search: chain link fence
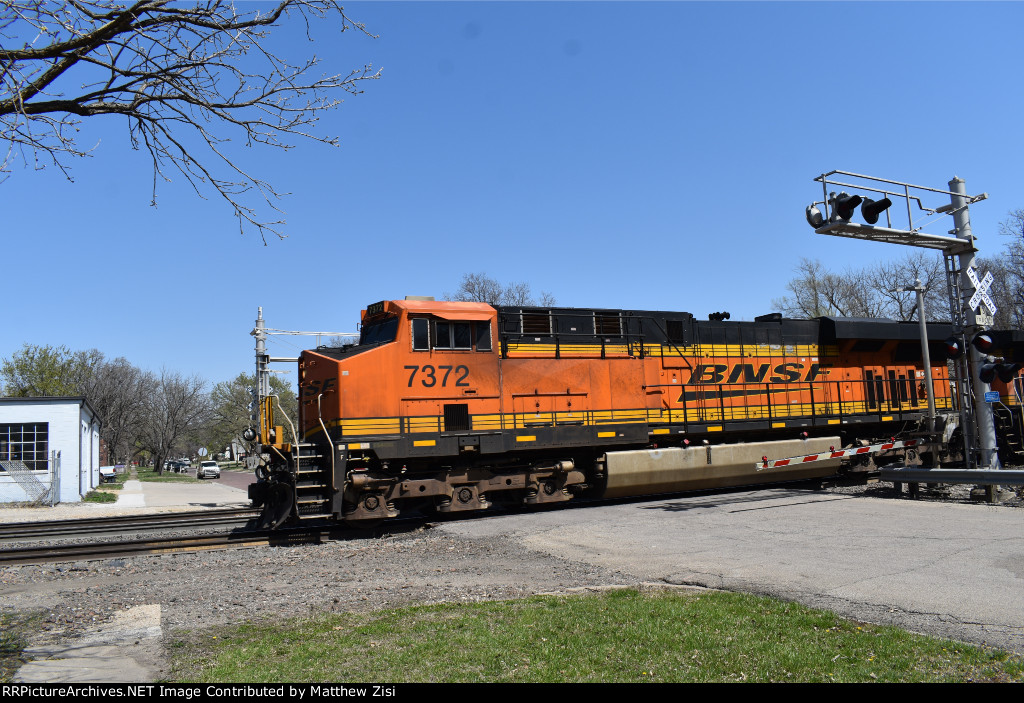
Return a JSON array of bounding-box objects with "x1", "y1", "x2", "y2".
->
[{"x1": 0, "y1": 450, "x2": 60, "y2": 506}]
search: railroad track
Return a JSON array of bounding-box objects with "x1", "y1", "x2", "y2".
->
[
  {"x1": 0, "y1": 508, "x2": 260, "y2": 542},
  {"x1": 0, "y1": 473, "x2": 880, "y2": 566},
  {"x1": 0, "y1": 524, "x2": 339, "y2": 566}
]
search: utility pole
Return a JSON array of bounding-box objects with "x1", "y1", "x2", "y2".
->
[{"x1": 896, "y1": 278, "x2": 936, "y2": 433}]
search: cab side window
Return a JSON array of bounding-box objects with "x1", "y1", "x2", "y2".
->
[
  {"x1": 411, "y1": 318, "x2": 430, "y2": 351},
  {"x1": 434, "y1": 322, "x2": 472, "y2": 350},
  {"x1": 411, "y1": 318, "x2": 493, "y2": 352},
  {"x1": 476, "y1": 322, "x2": 492, "y2": 352}
]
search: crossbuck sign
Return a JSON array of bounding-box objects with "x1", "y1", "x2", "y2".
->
[{"x1": 967, "y1": 267, "x2": 997, "y2": 316}]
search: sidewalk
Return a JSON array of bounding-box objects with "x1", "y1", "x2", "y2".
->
[
  {"x1": 114, "y1": 479, "x2": 249, "y2": 510},
  {"x1": 0, "y1": 478, "x2": 250, "y2": 523}
]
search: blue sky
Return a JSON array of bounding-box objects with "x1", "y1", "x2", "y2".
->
[{"x1": 3, "y1": 1, "x2": 1023, "y2": 389}]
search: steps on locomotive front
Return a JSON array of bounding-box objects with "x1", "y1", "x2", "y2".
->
[
  {"x1": 292, "y1": 443, "x2": 333, "y2": 519},
  {"x1": 994, "y1": 406, "x2": 1024, "y2": 464}
]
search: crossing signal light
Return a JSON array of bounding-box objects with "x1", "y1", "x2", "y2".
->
[
  {"x1": 971, "y1": 333, "x2": 994, "y2": 352},
  {"x1": 861, "y1": 197, "x2": 893, "y2": 225},
  {"x1": 944, "y1": 337, "x2": 962, "y2": 360},
  {"x1": 979, "y1": 360, "x2": 1021, "y2": 384},
  {"x1": 830, "y1": 192, "x2": 863, "y2": 222},
  {"x1": 810, "y1": 192, "x2": 893, "y2": 227},
  {"x1": 979, "y1": 363, "x2": 997, "y2": 384},
  {"x1": 1000, "y1": 362, "x2": 1022, "y2": 383}
]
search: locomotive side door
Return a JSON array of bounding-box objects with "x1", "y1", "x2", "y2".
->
[
  {"x1": 862, "y1": 366, "x2": 887, "y2": 414},
  {"x1": 893, "y1": 365, "x2": 919, "y2": 411}
]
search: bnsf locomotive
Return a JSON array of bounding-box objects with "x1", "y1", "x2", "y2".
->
[{"x1": 248, "y1": 299, "x2": 1024, "y2": 528}]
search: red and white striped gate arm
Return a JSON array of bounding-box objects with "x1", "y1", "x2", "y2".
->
[{"x1": 755, "y1": 438, "x2": 923, "y2": 472}]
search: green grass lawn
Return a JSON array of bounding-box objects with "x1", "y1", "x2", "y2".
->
[
  {"x1": 170, "y1": 589, "x2": 1024, "y2": 683},
  {"x1": 136, "y1": 467, "x2": 200, "y2": 483},
  {"x1": 82, "y1": 489, "x2": 118, "y2": 503}
]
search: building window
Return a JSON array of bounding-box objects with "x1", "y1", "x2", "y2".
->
[{"x1": 0, "y1": 423, "x2": 49, "y2": 472}]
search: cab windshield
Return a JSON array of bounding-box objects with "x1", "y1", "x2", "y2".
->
[{"x1": 359, "y1": 315, "x2": 399, "y2": 345}]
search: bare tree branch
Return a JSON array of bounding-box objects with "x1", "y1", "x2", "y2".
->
[
  {"x1": 445, "y1": 272, "x2": 556, "y2": 307},
  {"x1": 1, "y1": 0, "x2": 380, "y2": 242},
  {"x1": 138, "y1": 368, "x2": 209, "y2": 474},
  {"x1": 772, "y1": 253, "x2": 948, "y2": 322}
]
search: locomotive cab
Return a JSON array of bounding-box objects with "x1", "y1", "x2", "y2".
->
[{"x1": 257, "y1": 299, "x2": 507, "y2": 527}]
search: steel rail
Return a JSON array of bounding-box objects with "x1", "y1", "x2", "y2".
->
[
  {"x1": 0, "y1": 508, "x2": 260, "y2": 541},
  {"x1": 0, "y1": 526, "x2": 335, "y2": 566}
]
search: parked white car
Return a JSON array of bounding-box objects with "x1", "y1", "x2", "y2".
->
[{"x1": 197, "y1": 460, "x2": 221, "y2": 480}]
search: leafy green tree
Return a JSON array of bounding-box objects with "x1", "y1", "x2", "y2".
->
[
  {"x1": 204, "y1": 373, "x2": 298, "y2": 458},
  {"x1": 1, "y1": 344, "x2": 155, "y2": 463},
  {"x1": 0, "y1": 344, "x2": 101, "y2": 396}
]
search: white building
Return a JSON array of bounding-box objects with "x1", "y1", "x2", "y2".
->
[{"x1": 0, "y1": 397, "x2": 102, "y2": 504}]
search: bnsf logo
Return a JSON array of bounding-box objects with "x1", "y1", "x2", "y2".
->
[
  {"x1": 677, "y1": 363, "x2": 830, "y2": 403},
  {"x1": 302, "y1": 377, "x2": 337, "y2": 397},
  {"x1": 686, "y1": 362, "x2": 828, "y2": 385}
]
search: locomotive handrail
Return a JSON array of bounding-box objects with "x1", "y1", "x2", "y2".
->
[{"x1": 638, "y1": 378, "x2": 954, "y2": 428}]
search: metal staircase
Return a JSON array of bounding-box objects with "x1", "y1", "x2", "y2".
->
[
  {"x1": 993, "y1": 406, "x2": 1024, "y2": 465},
  {"x1": 292, "y1": 442, "x2": 333, "y2": 519}
]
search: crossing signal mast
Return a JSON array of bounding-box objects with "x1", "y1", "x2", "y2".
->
[{"x1": 805, "y1": 170, "x2": 1006, "y2": 471}]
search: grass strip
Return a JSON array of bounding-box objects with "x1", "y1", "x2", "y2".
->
[
  {"x1": 82, "y1": 490, "x2": 118, "y2": 503},
  {"x1": 136, "y1": 467, "x2": 200, "y2": 483},
  {"x1": 0, "y1": 612, "x2": 43, "y2": 683},
  {"x1": 170, "y1": 589, "x2": 1024, "y2": 683}
]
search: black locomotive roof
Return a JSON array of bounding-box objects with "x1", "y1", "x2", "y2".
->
[
  {"x1": 819, "y1": 316, "x2": 955, "y2": 341},
  {"x1": 496, "y1": 305, "x2": 969, "y2": 349}
]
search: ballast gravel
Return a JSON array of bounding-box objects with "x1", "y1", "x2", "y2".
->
[{"x1": 0, "y1": 524, "x2": 631, "y2": 680}]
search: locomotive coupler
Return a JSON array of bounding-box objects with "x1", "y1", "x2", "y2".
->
[{"x1": 253, "y1": 468, "x2": 298, "y2": 530}]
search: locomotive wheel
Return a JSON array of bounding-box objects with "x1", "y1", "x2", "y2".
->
[
  {"x1": 257, "y1": 481, "x2": 295, "y2": 530},
  {"x1": 342, "y1": 497, "x2": 386, "y2": 530}
]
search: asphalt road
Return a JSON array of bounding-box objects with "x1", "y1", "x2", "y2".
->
[
  {"x1": 208, "y1": 467, "x2": 254, "y2": 492},
  {"x1": 439, "y1": 487, "x2": 1024, "y2": 654}
]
